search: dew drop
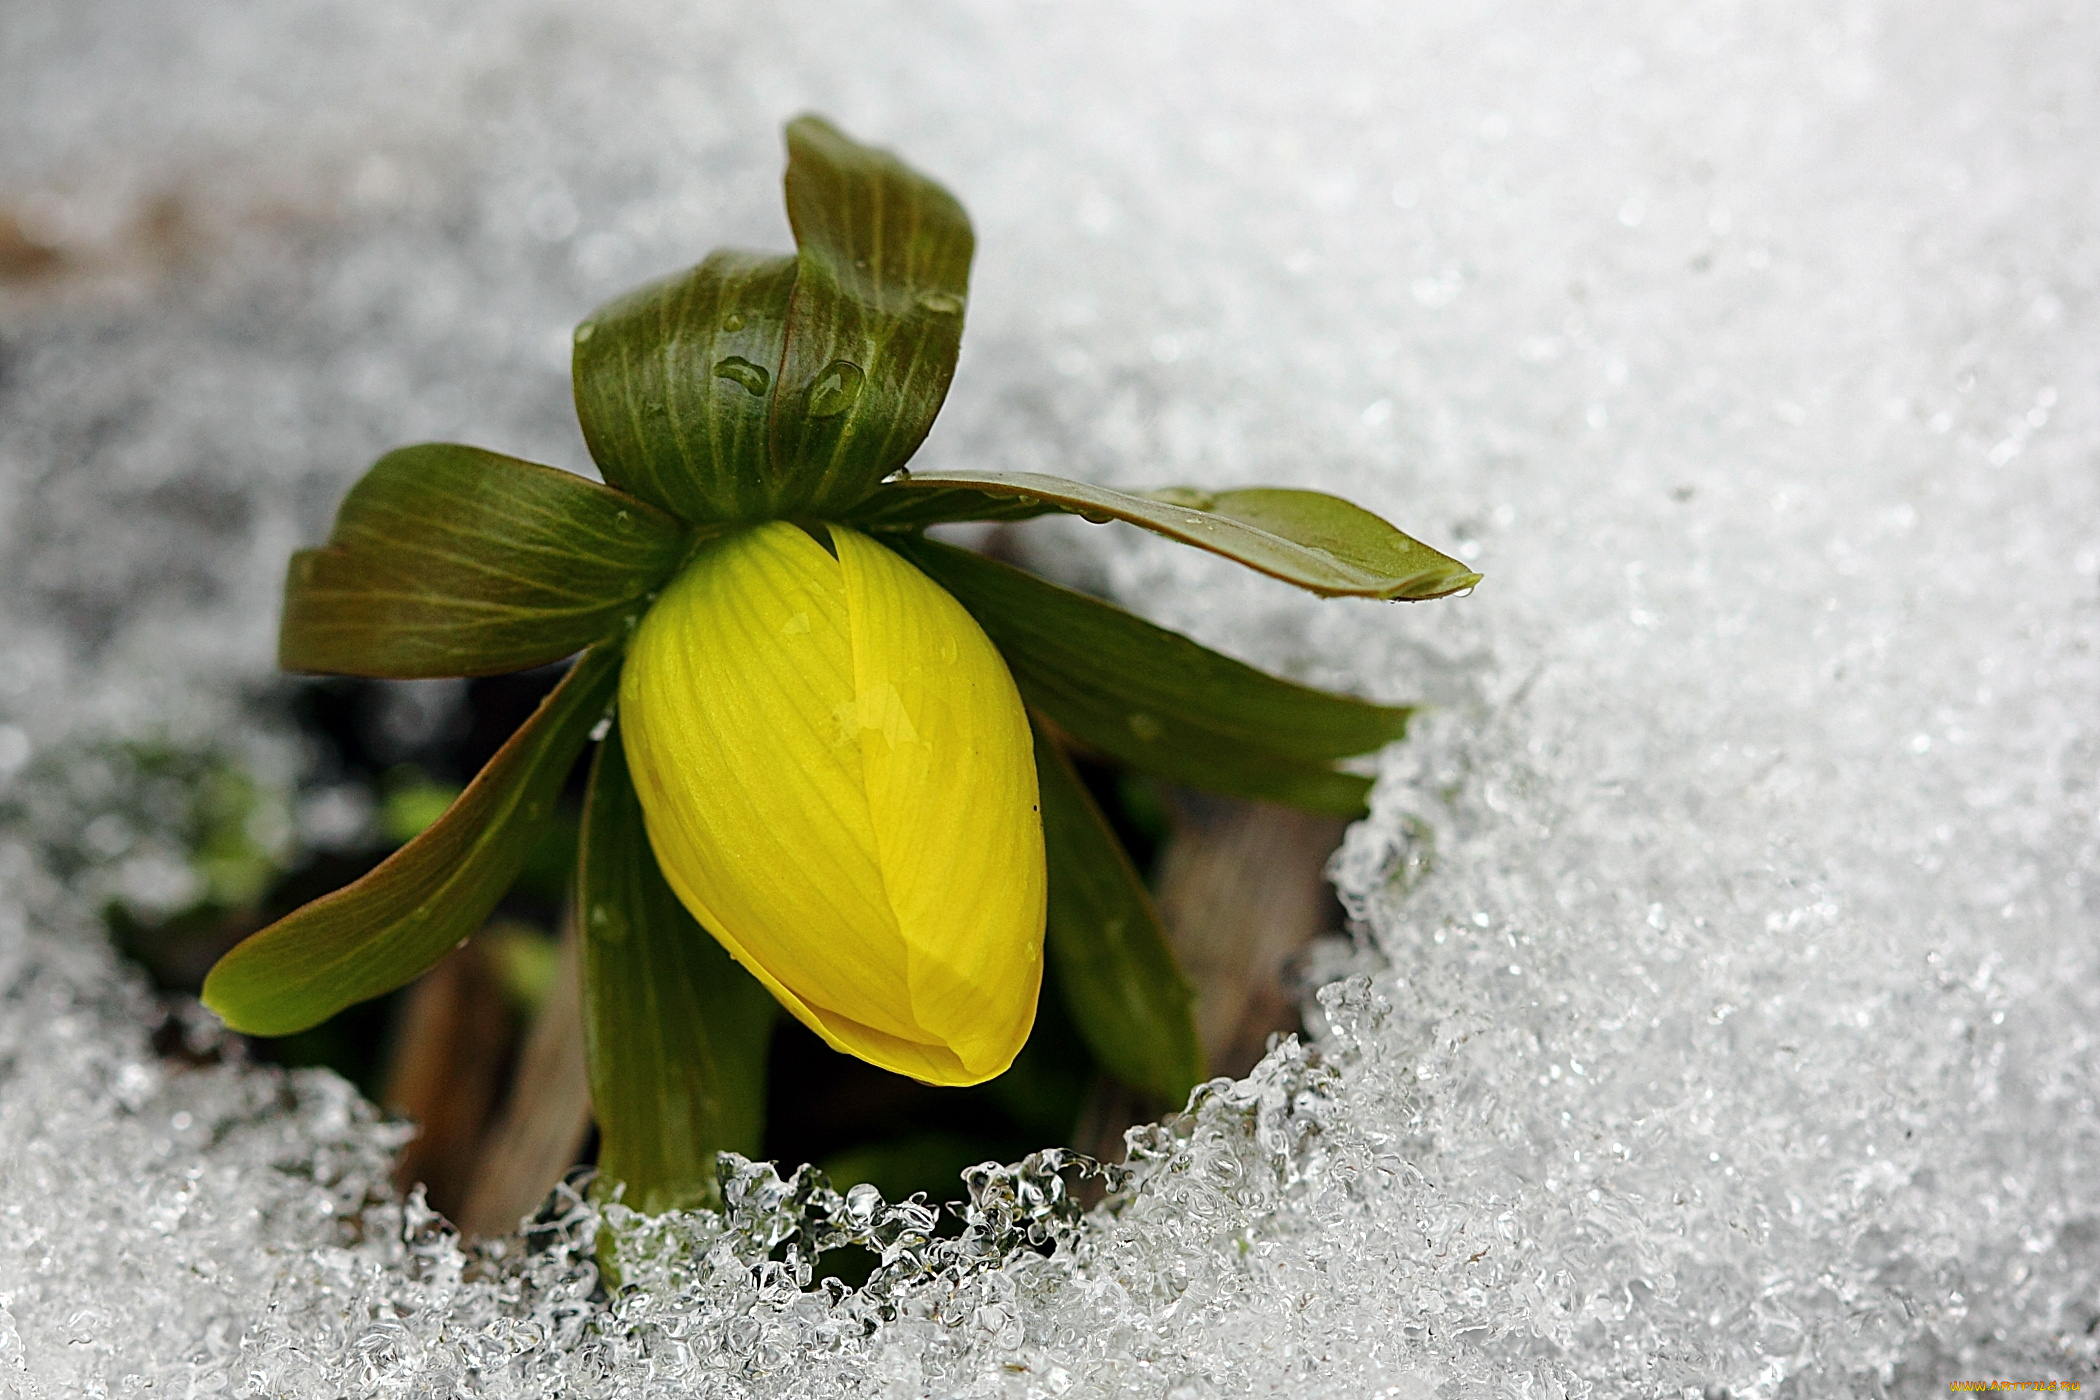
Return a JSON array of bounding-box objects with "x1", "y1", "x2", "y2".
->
[
  {"x1": 915, "y1": 289, "x2": 965, "y2": 315},
  {"x1": 881, "y1": 467, "x2": 912, "y2": 483},
  {"x1": 806, "y1": 360, "x2": 866, "y2": 418},
  {"x1": 722, "y1": 312, "x2": 745, "y2": 332},
  {"x1": 1077, "y1": 508, "x2": 1115, "y2": 525},
  {"x1": 573, "y1": 322, "x2": 596, "y2": 344},
  {"x1": 713, "y1": 356, "x2": 771, "y2": 396},
  {"x1": 612, "y1": 509, "x2": 635, "y2": 533}
]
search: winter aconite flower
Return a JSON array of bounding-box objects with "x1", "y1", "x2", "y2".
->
[
  {"x1": 204, "y1": 116, "x2": 1478, "y2": 1214},
  {"x1": 620, "y1": 522, "x2": 1044, "y2": 1085}
]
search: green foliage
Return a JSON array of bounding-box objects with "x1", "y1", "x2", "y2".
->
[
  {"x1": 896, "y1": 537, "x2": 1410, "y2": 815},
  {"x1": 572, "y1": 115, "x2": 972, "y2": 524},
  {"x1": 579, "y1": 726, "x2": 776, "y2": 1213},
  {"x1": 280, "y1": 444, "x2": 688, "y2": 678},
  {"x1": 1033, "y1": 723, "x2": 1201, "y2": 1103},
  {"x1": 379, "y1": 769, "x2": 461, "y2": 845},
  {"x1": 871, "y1": 473, "x2": 1480, "y2": 600},
  {"x1": 770, "y1": 116, "x2": 974, "y2": 514},
  {"x1": 571, "y1": 251, "x2": 802, "y2": 524},
  {"x1": 202, "y1": 644, "x2": 622, "y2": 1035}
]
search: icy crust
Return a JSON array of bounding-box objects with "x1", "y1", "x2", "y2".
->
[
  {"x1": 0, "y1": 907, "x2": 1541, "y2": 1398},
  {"x1": 0, "y1": 929, "x2": 406, "y2": 1395},
  {"x1": 8, "y1": 894, "x2": 2090, "y2": 1398},
  {"x1": 1332, "y1": 716, "x2": 2100, "y2": 1393}
]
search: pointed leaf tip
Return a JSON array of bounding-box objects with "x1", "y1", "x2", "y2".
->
[
  {"x1": 203, "y1": 644, "x2": 623, "y2": 1036},
  {"x1": 873, "y1": 471, "x2": 1479, "y2": 599}
]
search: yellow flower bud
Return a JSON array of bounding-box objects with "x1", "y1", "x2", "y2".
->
[{"x1": 618, "y1": 521, "x2": 1046, "y2": 1086}]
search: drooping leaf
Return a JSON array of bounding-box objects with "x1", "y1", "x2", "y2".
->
[
  {"x1": 280, "y1": 444, "x2": 689, "y2": 678},
  {"x1": 203, "y1": 644, "x2": 623, "y2": 1035},
  {"x1": 580, "y1": 722, "x2": 775, "y2": 1215},
  {"x1": 771, "y1": 114, "x2": 975, "y2": 517},
  {"x1": 878, "y1": 471, "x2": 1480, "y2": 600},
  {"x1": 893, "y1": 537, "x2": 1407, "y2": 815},
  {"x1": 1033, "y1": 721, "x2": 1201, "y2": 1104},
  {"x1": 572, "y1": 250, "x2": 801, "y2": 524}
]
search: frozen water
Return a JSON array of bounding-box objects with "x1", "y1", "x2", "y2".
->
[{"x1": 2, "y1": 0, "x2": 2097, "y2": 1394}]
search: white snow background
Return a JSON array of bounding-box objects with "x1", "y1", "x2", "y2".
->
[{"x1": 1, "y1": 2, "x2": 2096, "y2": 1395}]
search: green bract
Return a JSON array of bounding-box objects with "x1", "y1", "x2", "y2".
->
[{"x1": 203, "y1": 115, "x2": 1479, "y2": 1216}]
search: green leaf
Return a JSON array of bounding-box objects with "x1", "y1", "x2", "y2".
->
[
  {"x1": 840, "y1": 483, "x2": 1057, "y2": 532},
  {"x1": 280, "y1": 444, "x2": 689, "y2": 678},
  {"x1": 202, "y1": 644, "x2": 623, "y2": 1035},
  {"x1": 571, "y1": 117, "x2": 972, "y2": 525},
  {"x1": 893, "y1": 537, "x2": 1406, "y2": 815},
  {"x1": 1034, "y1": 722, "x2": 1202, "y2": 1104},
  {"x1": 878, "y1": 471, "x2": 1480, "y2": 600},
  {"x1": 572, "y1": 250, "x2": 802, "y2": 524},
  {"x1": 769, "y1": 115, "x2": 975, "y2": 517},
  {"x1": 580, "y1": 723, "x2": 776, "y2": 1215}
]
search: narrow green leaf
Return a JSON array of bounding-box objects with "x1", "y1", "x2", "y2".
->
[
  {"x1": 880, "y1": 471, "x2": 1480, "y2": 600},
  {"x1": 893, "y1": 537, "x2": 1405, "y2": 814},
  {"x1": 770, "y1": 115, "x2": 975, "y2": 516},
  {"x1": 1034, "y1": 721, "x2": 1202, "y2": 1104},
  {"x1": 580, "y1": 722, "x2": 776, "y2": 1215},
  {"x1": 280, "y1": 443, "x2": 688, "y2": 679},
  {"x1": 202, "y1": 645, "x2": 623, "y2": 1035},
  {"x1": 840, "y1": 484, "x2": 1058, "y2": 532},
  {"x1": 572, "y1": 250, "x2": 801, "y2": 524}
]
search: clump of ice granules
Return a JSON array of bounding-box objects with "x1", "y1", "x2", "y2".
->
[{"x1": 2, "y1": 0, "x2": 2095, "y2": 1395}]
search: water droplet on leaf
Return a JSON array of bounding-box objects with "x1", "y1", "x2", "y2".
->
[
  {"x1": 1077, "y1": 508, "x2": 1115, "y2": 525},
  {"x1": 806, "y1": 360, "x2": 865, "y2": 418},
  {"x1": 713, "y1": 356, "x2": 771, "y2": 396},
  {"x1": 613, "y1": 509, "x2": 634, "y2": 533},
  {"x1": 573, "y1": 322, "x2": 596, "y2": 344},
  {"x1": 915, "y1": 289, "x2": 965, "y2": 315},
  {"x1": 722, "y1": 312, "x2": 745, "y2": 332}
]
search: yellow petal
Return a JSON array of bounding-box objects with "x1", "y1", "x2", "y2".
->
[{"x1": 619, "y1": 521, "x2": 1045, "y2": 1086}]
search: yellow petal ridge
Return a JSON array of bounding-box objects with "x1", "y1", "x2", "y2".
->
[{"x1": 619, "y1": 521, "x2": 1046, "y2": 1086}]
